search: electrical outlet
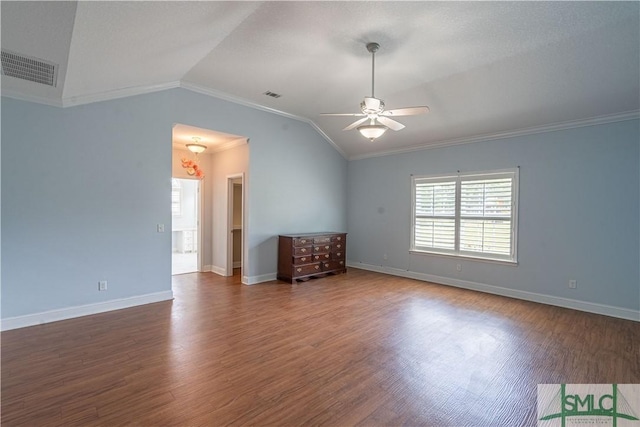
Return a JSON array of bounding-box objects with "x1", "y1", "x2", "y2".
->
[
  {"x1": 569, "y1": 279, "x2": 577, "y2": 289},
  {"x1": 383, "y1": 254, "x2": 388, "y2": 260},
  {"x1": 157, "y1": 224, "x2": 165, "y2": 233},
  {"x1": 98, "y1": 281, "x2": 108, "y2": 291},
  {"x1": 456, "y1": 264, "x2": 461, "y2": 271}
]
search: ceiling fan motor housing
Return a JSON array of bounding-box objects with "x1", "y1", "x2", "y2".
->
[{"x1": 361, "y1": 97, "x2": 384, "y2": 115}]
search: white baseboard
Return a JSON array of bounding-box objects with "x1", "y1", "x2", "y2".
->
[
  {"x1": 210, "y1": 265, "x2": 226, "y2": 276},
  {"x1": 202, "y1": 264, "x2": 213, "y2": 272},
  {"x1": 347, "y1": 261, "x2": 640, "y2": 322},
  {"x1": 243, "y1": 272, "x2": 277, "y2": 285},
  {"x1": 1, "y1": 290, "x2": 174, "y2": 331}
]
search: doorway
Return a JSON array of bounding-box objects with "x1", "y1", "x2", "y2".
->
[
  {"x1": 171, "y1": 178, "x2": 202, "y2": 275},
  {"x1": 227, "y1": 174, "x2": 244, "y2": 277}
]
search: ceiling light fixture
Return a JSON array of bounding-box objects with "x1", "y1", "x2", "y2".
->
[
  {"x1": 182, "y1": 137, "x2": 206, "y2": 179},
  {"x1": 357, "y1": 123, "x2": 388, "y2": 141},
  {"x1": 186, "y1": 137, "x2": 207, "y2": 154}
]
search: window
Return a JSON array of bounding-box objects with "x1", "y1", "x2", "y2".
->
[
  {"x1": 411, "y1": 168, "x2": 518, "y2": 263},
  {"x1": 171, "y1": 179, "x2": 182, "y2": 216}
]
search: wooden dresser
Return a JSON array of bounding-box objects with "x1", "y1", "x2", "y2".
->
[{"x1": 277, "y1": 232, "x2": 347, "y2": 284}]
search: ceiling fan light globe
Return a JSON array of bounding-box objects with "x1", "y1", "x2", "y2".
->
[{"x1": 357, "y1": 124, "x2": 387, "y2": 141}]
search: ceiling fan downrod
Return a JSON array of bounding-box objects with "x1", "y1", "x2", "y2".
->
[{"x1": 367, "y1": 42, "x2": 380, "y2": 99}]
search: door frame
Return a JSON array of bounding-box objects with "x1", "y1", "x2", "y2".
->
[
  {"x1": 196, "y1": 178, "x2": 203, "y2": 272},
  {"x1": 226, "y1": 173, "x2": 244, "y2": 277}
]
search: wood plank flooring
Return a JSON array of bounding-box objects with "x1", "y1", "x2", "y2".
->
[{"x1": 2, "y1": 268, "x2": 638, "y2": 426}]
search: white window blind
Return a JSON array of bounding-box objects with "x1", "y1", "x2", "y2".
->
[
  {"x1": 414, "y1": 179, "x2": 456, "y2": 251},
  {"x1": 411, "y1": 169, "x2": 518, "y2": 262}
]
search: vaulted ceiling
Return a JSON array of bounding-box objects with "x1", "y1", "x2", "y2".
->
[{"x1": 2, "y1": 1, "x2": 639, "y2": 159}]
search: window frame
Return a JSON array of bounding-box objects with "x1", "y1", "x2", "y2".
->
[{"x1": 410, "y1": 168, "x2": 519, "y2": 264}]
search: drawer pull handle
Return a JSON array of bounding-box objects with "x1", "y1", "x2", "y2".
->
[
  {"x1": 337, "y1": 237, "x2": 341, "y2": 240},
  {"x1": 325, "y1": 245, "x2": 330, "y2": 250},
  {"x1": 297, "y1": 268, "x2": 302, "y2": 273},
  {"x1": 337, "y1": 244, "x2": 342, "y2": 249},
  {"x1": 315, "y1": 265, "x2": 320, "y2": 270},
  {"x1": 301, "y1": 248, "x2": 306, "y2": 253},
  {"x1": 339, "y1": 261, "x2": 344, "y2": 265},
  {"x1": 301, "y1": 257, "x2": 306, "y2": 262},
  {"x1": 337, "y1": 253, "x2": 342, "y2": 257}
]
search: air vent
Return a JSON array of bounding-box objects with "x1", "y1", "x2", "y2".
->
[
  {"x1": 263, "y1": 91, "x2": 282, "y2": 99},
  {"x1": 1, "y1": 49, "x2": 58, "y2": 87}
]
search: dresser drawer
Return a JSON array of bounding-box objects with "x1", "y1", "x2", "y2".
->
[
  {"x1": 293, "y1": 255, "x2": 312, "y2": 265},
  {"x1": 331, "y1": 235, "x2": 345, "y2": 243},
  {"x1": 313, "y1": 253, "x2": 331, "y2": 262},
  {"x1": 294, "y1": 237, "x2": 313, "y2": 246},
  {"x1": 333, "y1": 241, "x2": 345, "y2": 251},
  {"x1": 322, "y1": 260, "x2": 345, "y2": 271},
  {"x1": 293, "y1": 246, "x2": 312, "y2": 256},
  {"x1": 293, "y1": 263, "x2": 321, "y2": 277},
  {"x1": 313, "y1": 236, "x2": 332, "y2": 244},
  {"x1": 333, "y1": 250, "x2": 345, "y2": 260},
  {"x1": 313, "y1": 244, "x2": 332, "y2": 254}
]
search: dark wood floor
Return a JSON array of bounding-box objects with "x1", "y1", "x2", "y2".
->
[{"x1": 2, "y1": 268, "x2": 638, "y2": 426}]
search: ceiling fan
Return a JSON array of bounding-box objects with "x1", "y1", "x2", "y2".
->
[{"x1": 321, "y1": 42, "x2": 430, "y2": 141}]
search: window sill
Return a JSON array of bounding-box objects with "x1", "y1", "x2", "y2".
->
[{"x1": 409, "y1": 249, "x2": 518, "y2": 266}]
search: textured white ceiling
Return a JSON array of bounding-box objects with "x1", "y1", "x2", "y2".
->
[{"x1": 2, "y1": 1, "x2": 638, "y2": 159}]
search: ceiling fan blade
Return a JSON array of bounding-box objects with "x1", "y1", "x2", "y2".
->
[
  {"x1": 381, "y1": 106, "x2": 430, "y2": 116},
  {"x1": 377, "y1": 116, "x2": 405, "y2": 131},
  {"x1": 343, "y1": 117, "x2": 369, "y2": 131},
  {"x1": 321, "y1": 112, "x2": 366, "y2": 117}
]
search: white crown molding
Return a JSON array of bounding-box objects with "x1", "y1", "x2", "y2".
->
[
  {"x1": 4, "y1": 78, "x2": 635, "y2": 163},
  {"x1": 347, "y1": 261, "x2": 640, "y2": 322},
  {"x1": 307, "y1": 120, "x2": 348, "y2": 159},
  {"x1": 348, "y1": 110, "x2": 640, "y2": 161},
  {"x1": 180, "y1": 81, "x2": 347, "y2": 159},
  {"x1": 61, "y1": 81, "x2": 181, "y2": 107},
  {"x1": 0, "y1": 88, "x2": 64, "y2": 108},
  {"x1": 0, "y1": 290, "x2": 174, "y2": 331},
  {"x1": 181, "y1": 81, "x2": 304, "y2": 122}
]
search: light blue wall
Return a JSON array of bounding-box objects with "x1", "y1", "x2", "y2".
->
[
  {"x1": 1, "y1": 88, "x2": 347, "y2": 319},
  {"x1": 167, "y1": 89, "x2": 348, "y2": 278},
  {"x1": 1, "y1": 93, "x2": 174, "y2": 317},
  {"x1": 3, "y1": 87, "x2": 634, "y2": 320},
  {"x1": 347, "y1": 120, "x2": 640, "y2": 311},
  {"x1": 248, "y1": 118, "x2": 348, "y2": 277}
]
